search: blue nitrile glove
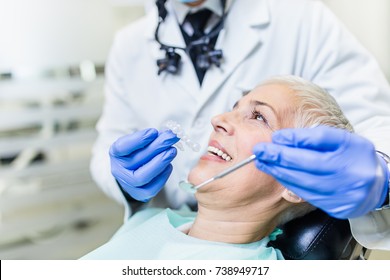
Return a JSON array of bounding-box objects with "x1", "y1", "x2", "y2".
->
[
  {"x1": 109, "y1": 128, "x2": 180, "y2": 202},
  {"x1": 253, "y1": 126, "x2": 389, "y2": 219}
]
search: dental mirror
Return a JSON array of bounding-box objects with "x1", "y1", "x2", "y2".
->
[
  {"x1": 179, "y1": 180, "x2": 197, "y2": 194},
  {"x1": 179, "y1": 154, "x2": 257, "y2": 193}
]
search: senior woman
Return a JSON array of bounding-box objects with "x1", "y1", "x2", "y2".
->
[{"x1": 81, "y1": 76, "x2": 352, "y2": 260}]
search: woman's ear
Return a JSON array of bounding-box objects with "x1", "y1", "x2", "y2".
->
[{"x1": 282, "y1": 189, "x2": 303, "y2": 203}]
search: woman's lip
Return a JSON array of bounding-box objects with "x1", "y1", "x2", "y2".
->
[
  {"x1": 202, "y1": 139, "x2": 233, "y2": 163},
  {"x1": 200, "y1": 154, "x2": 227, "y2": 162},
  {"x1": 208, "y1": 139, "x2": 230, "y2": 156}
]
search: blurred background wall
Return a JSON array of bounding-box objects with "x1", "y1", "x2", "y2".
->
[
  {"x1": 322, "y1": 0, "x2": 390, "y2": 80},
  {"x1": 0, "y1": 0, "x2": 389, "y2": 259},
  {"x1": 0, "y1": 0, "x2": 145, "y2": 78},
  {"x1": 0, "y1": 0, "x2": 146, "y2": 260}
]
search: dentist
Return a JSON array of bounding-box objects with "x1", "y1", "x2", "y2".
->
[{"x1": 91, "y1": 0, "x2": 390, "y2": 250}]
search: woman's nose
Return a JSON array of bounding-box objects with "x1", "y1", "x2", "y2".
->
[{"x1": 211, "y1": 111, "x2": 236, "y2": 135}]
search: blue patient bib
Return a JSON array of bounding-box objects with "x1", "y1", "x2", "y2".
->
[{"x1": 81, "y1": 208, "x2": 284, "y2": 260}]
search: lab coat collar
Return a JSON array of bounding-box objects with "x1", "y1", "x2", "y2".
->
[
  {"x1": 145, "y1": 1, "x2": 185, "y2": 48},
  {"x1": 144, "y1": 0, "x2": 237, "y2": 42},
  {"x1": 145, "y1": 0, "x2": 271, "y2": 97},
  {"x1": 173, "y1": 0, "x2": 224, "y2": 25},
  {"x1": 199, "y1": 0, "x2": 271, "y2": 100},
  {"x1": 145, "y1": 1, "x2": 202, "y2": 95}
]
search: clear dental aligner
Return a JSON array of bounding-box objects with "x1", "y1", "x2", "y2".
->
[{"x1": 165, "y1": 120, "x2": 201, "y2": 152}]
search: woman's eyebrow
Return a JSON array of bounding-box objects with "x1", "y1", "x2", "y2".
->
[
  {"x1": 250, "y1": 100, "x2": 277, "y2": 116},
  {"x1": 233, "y1": 99, "x2": 277, "y2": 117}
]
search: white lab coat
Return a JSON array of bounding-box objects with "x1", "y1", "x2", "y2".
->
[{"x1": 90, "y1": 0, "x2": 390, "y2": 250}]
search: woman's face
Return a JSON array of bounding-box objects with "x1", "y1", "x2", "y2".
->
[{"x1": 188, "y1": 83, "x2": 297, "y2": 205}]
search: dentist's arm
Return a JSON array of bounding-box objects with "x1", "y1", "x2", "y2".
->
[
  {"x1": 253, "y1": 126, "x2": 389, "y2": 219},
  {"x1": 110, "y1": 128, "x2": 179, "y2": 202}
]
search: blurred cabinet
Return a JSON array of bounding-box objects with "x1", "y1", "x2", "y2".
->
[{"x1": 0, "y1": 74, "x2": 123, "y2": 259}]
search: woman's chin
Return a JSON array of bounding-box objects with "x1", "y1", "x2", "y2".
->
[
  {"x1": 188, "y1": 167, "x2": 210, "y2": 185},
  {"x1": 187, "y1": 174, "x2": 204, "y2": 186}
]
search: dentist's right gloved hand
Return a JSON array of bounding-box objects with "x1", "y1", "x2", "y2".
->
[
  {"x1": 253, "y1": 126, "x2": 389, "y2": 219},
  {"x1": 109, "y1": 128, "x2": 179, "y2": 202}
]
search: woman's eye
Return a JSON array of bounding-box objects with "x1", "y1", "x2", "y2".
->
[
  {"x1": 251, "y1": 110, "x2": 267, "y2": 123},
  {"x1": 250, "y1": 108, "x2": 275, "y2": 131},
  {"x1": 255, "y1": 114, "x2": 265, "y2": 122}
]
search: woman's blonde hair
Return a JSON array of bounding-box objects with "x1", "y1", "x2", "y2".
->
[{"x1": 261, "y1": 75, "x2": 354, "y2": 132}]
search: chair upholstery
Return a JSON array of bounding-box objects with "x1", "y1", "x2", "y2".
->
[{"x1": 268, "y1": 209, "x2": 355, "y2": 260}]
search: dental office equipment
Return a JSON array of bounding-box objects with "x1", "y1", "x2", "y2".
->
[{"x1": 179, "y1": 154, "x2": 257, "y2": 193}]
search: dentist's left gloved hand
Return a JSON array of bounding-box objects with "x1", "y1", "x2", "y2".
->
[
  {"x1": 253, "y1": 126, "x2": 389, "y2": 219},
  {"x1": 110, "y1": 128, "x2": 180, "y2": 203}
]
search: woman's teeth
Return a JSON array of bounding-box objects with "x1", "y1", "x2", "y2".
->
[{"x1": 207, "y1": 146, "x2": 233, "y2": 161}]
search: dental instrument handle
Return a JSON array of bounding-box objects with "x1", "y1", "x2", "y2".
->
[
  {"x1": 194, "y1": 154, "x2": 257, "y2": 190},
  {"x1": 215, "y1": 154, "x2": 257, "y2": 178}
]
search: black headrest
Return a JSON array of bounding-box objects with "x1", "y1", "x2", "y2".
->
[{"x1": 268, "y1": 209, "x2": 354, "y2": 260}]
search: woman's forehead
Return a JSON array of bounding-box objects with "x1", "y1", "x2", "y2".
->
[{"x1": 242, "y1": 84, "x2": 296, "y2": 107}]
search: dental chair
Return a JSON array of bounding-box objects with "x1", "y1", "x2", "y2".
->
[{"x1": 268, "y1": 209, "x2": 371, "y2": 260}]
